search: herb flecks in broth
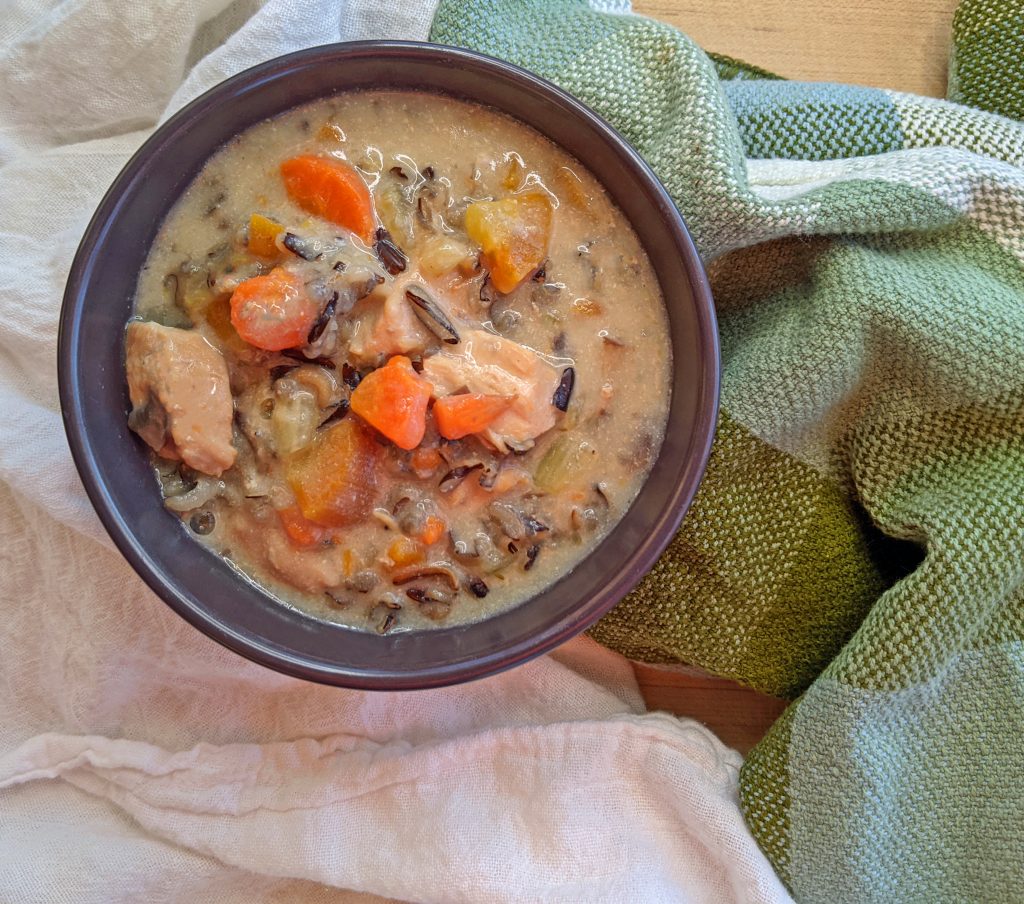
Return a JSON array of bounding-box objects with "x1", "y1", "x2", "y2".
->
[{"x1": 126, "y1": 90, "x2": 671, "y2": 632}]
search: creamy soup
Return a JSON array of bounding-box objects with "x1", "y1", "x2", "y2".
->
[{"x1": 126, "y1": 90, "x2": 671, "y2": 633}]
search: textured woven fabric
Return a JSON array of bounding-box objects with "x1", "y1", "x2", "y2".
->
[
  {"x1": 430, "y1": 1, "x2": 1024, "y2": 900},
  {"x1": 949, "y1": 0, "x2": 1024, "y2": 121}
]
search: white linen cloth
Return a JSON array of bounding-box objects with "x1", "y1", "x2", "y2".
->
[{"x1": 0, "y1": 1, "x2": 794, "y2": 901}]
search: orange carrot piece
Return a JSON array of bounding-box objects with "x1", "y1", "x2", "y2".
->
[
  {"x1": 277, "y1": 504, "x2": 329, "y2": 547},
  {"x1": 287, "y1": 419, "x2": 379, "y2": 528},
  {"x1": 229, "y1": 267, "x2": 320, "y2": 351},
  {"x1": 349, "y1": 355, "x2": 433, "y2": 450},
  {"x1": 433, "y1": 393, "x2": 514, "y2": 440},
  {"x1": 280, "y1": 155, "x2": 375, "y2": 242},
  {"x1": 409, "y1": 446, "x2": 443, "y2": 475},
  {"x1": 388, "y1": 536, "x2": 424, "y2": 567},
  {"x1": 418, "y1": 515, "x2": 447, "y2": 546}
]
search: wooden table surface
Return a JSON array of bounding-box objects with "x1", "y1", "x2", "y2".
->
[
  {"x1": 627, "y1": 0, "x2": 959, "y2": 753},
  {"x1": 636, "y1": 0, "x2": 960, "y2": 96}
]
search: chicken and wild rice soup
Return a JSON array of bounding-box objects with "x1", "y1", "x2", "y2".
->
[{"x1": 125, "y1": 90, "x2": 671, "y2": 633}]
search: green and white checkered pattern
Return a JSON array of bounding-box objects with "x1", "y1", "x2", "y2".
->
[{"x1": 431, "y1": 0, "x2": 1024, "y2": 900}]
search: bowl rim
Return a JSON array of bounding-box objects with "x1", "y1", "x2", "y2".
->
[{"x1": 58, "y1": 40, "x2": 719, "y2": 689}]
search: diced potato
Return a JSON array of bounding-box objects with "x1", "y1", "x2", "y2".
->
[
  {"x1": 418, "y1": 236, "x2": 475, "y2": 277},
  {"x1": 464, "y1": 194, "x2": 552, "y2": 294},
  {"x1": 376, "y1": 182, "x2": 414, "y2": 246},
  {"x1": 287, "y1": 419, "x2": 379, "y2": 527},
  {"x1": 272, "y1": 389, "x2": 320, "y2": 455}
]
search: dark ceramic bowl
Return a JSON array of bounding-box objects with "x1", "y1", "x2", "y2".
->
[{"x1": 59, "y1": 42, "x2": 718, "y2": 689}]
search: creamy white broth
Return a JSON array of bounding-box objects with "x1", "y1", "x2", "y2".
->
[{"x1": 131, "y1": 90, "x2": 671, "y2": 632}]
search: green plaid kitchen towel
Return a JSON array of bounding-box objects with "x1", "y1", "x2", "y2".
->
[{"x1": 432, "y1": 0, "x2": 1024, "y2": 900}]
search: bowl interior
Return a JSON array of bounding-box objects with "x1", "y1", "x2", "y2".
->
[{"x1": 59, "y1": 43, "x2": 718, "y2": 689}]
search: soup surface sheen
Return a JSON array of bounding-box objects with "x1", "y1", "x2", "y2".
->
[{"x1": 129, "y1": 90, "x2": 671, "y2": 633}]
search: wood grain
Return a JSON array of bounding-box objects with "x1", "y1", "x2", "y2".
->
[
  {"x1": 629, "y1": 0, "x2": 955, "y2": 747},
  {"x1": 633, "y1": 663, "x2": 789, "y2": 754},
  {"x1": 634, "y1": 0, "x2": 960, "y2": 97}
]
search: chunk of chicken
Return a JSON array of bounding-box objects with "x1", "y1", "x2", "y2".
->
[
  {"x1": 422, "y1": 329, "x2": 560, "y2": 452},
  {"x1": 125, "y1": 321, "x2": 236, "y2": 476},
  {"x1": 347, "y1": 276, "x2": 431, "y2": 365}
]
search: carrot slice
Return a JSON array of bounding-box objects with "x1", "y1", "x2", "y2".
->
[
  {"x1": 277, "y1": 504, "x2": 329, "y2": 547},
  {"x1": 286, "y1": 419, "x2": 379, "y2": 528},
  {"x1": 433, "y1": 393, "x2": 514, "y2": 440},
  {"x1": 418, "y1": 515, "x2": 447, "y2": 546},
  {"x1": 350, "y1": 355, "x2": 433, "y2": 450},
  {"x1": 280, "y1": 155, "x2": 375, "y2": 242},
  {"x1": 229, "y1": 267, "x2": 320, "y2": 351}
]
